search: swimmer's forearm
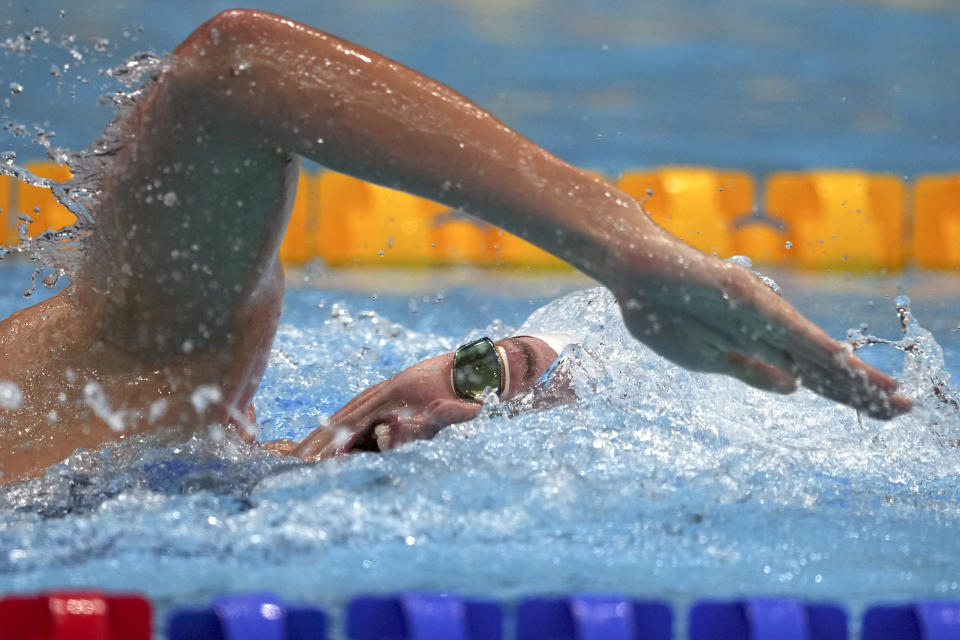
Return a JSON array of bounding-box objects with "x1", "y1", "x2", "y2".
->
[{"x1": 172, "y1": 10, "x2": 667, "y2": 280}]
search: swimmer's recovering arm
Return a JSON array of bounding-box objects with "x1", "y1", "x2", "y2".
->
[
  {"x1": 174, "y1": 10, "x2": 909, "y2": 419},
  {"x1": 291, "y1": 336, "x2": 562, "y2": 459}
]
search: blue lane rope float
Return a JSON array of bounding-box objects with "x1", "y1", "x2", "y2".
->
[
  {"x1": 745, "y1": 599, "x2": 809, "y2": 640},
  {"x1": 167, "y1": 592, "x2": 327, "y2": 640},
  {"x1": 345, "y1": 593, "x2": 502, "y2": 640},
  {"x1": 516, "y1": 595, "x2": 672, "y2": 640},
  {"x1": 863, "y1": 601, "x2": 960, "y2": 639},
  {"x1": 688, "y1": 598, "x2": 847, "y2": 640}
]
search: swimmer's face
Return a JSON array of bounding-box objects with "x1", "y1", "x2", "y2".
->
[{"x1": 496, "y1": 337, "x2": 558, "y2": 400}]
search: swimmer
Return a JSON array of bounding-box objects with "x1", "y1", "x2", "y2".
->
[{"x1": 0, "y1": 9, "x2": 909, "y2": 483}]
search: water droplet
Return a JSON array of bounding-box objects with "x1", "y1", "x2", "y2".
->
[
  {"x1": 784, "y1": 241, "x2": 793, "y2": 249},
  {"x1": 91, "y1": 36, "x2": 109, "y2": 53},
  {"x1": 0, "y1": 381, "x2": 23, "y2": 410},
  {"x1": 190, "y1": 385, "x2": 222, "y2": 413},
  {"x1": 9, "y1": 83, "x2": 23, "y2": 95}
]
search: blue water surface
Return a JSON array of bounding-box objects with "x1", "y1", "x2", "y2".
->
[{"x1": 2, "y1": 0, "x2": 960, "y2": 174}]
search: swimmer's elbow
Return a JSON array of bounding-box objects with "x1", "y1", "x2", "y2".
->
[{"x1": 175, "y1": 9, "x2": 291, "y2": 58}]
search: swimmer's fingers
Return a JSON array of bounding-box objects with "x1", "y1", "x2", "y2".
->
[
  {"x1": 623, "y1": 257, "x2": 910, "y2": 418},
  {"x1": 729, "y1": 331, "x2": 909, "y2": 419},
  {"x1": 652, "y1": 319, "x2": 796, "y2": 394},
  {"x1": 635, "y1": 297, "x2": 910, "y2": 419},
  {"x1": 721, "y1": 351, "x2": 797, "y2": 394},
  {"x1": 713, "y1": 275, "x2": 912, "y2": 419},
  {"x1": 743, "y1": 301, "x2": 911, "y2": 418},
  {"x1": 784, "y1": 343, "x2": 912, "y2": 419}
]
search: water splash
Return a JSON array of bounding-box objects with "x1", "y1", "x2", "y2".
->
[
  {"x1": 848, "y1": 295, "x2": 959, "y2": 444},
  {"x1": 0, "y1": 38, "x2": 165, "y2": 287}
]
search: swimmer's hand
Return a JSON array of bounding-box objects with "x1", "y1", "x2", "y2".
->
[
  {"x1": 292, "y1": 354, "x2": 482, "y2": 460},
  {"x1": 612, "y1": 240, "x2": 911, "y2": 419}
]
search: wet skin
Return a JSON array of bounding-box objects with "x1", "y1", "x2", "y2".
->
[{"x1": 0, "y1": 10, "x2": 909, "y2": 483}]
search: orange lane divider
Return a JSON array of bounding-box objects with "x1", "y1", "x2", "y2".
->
[
  {"x1": 618, "y1": 167, "x2": 755, "y2": 258},
  {"x1": 763, "y1": 171, "x2": 906, "y2": 271},
  {"x1": 912, "y1": 173, "x2": 960, "y2": 270},
  {"x1": 4, "y1": 162, "x2": 958, "y2": 270},
  {"x1": 312, "y1": 170, "x2": 448, "y2": 266},
  {"x1": 290, "y1": 169, "x2": 568, "y2": 268},
  {"x1": 2, "y1": 162, "x2": 76, "y2": 246},
  {"x1": 0, "y1": 174, "x2": 10, "y2": 246},
  {"x1": 23, "y1": 162, "x2": 77, "y2": 235},
  {"x1": 278, "y1": 169, "x2": 321, "y2": 264}
]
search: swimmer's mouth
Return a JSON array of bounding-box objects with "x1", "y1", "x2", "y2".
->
[
  {"x1": 347, "y1": 421, "x2": 394, "y2": 454},
  {"x1": 351, "y1": 425, "x2": 381, "y2": 452}
]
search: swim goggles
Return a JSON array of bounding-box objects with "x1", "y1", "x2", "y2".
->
[{"x1": 452, "y1": 337, "x2": 505, "y2": 401}]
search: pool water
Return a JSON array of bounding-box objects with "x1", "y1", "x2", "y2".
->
[
  {"x1": 0, "y1": 263, "x2": 958, "y2": 638},
  {"x1": 2, "y1": 1, "x2": 960, "y2": 636}
]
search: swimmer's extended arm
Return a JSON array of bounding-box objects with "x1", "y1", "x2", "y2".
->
[
  {"x1": 173, "y1": 10, "x2": 908, "y2": 419},
  {"x1": 292, "y1": 336, "x2": 560, "y2": 459}
]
